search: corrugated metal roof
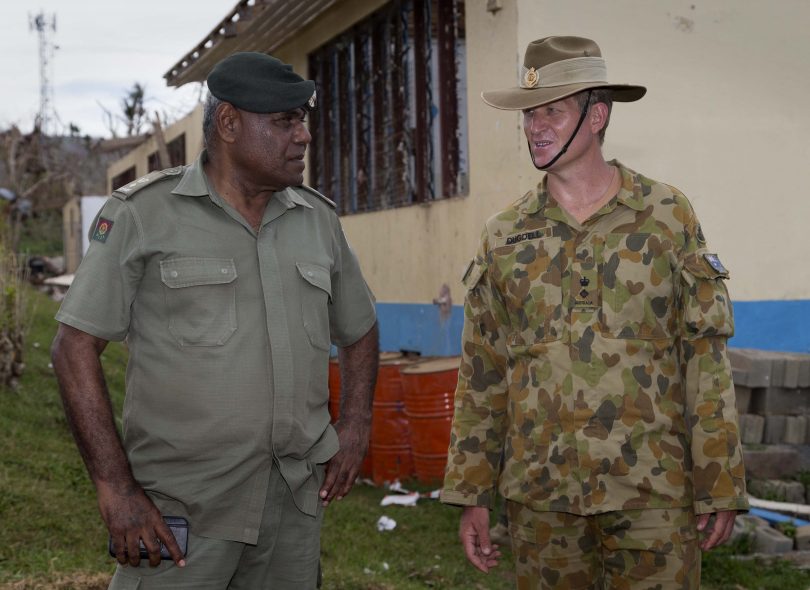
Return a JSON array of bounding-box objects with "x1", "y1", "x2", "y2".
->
[{"x1": 164, "y1": 0, "x2": 337, "y2": 88}]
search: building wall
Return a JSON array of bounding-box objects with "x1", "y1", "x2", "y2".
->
[
  {"x1": 271, "y1": 0, "x2": 810, "y2": 352},
  {"x1": 105, "y1": 107, "x2": 204, "y2": 193},
  {"x1": 104, "y1": 0, "x2": 810, "y2": 353}
]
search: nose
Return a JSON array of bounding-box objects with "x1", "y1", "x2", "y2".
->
[
  {"x1": 524, "y1": 110, "x2": 547, "y2": 136},
  {"x1": 294, "y1": 120, "x2": 312, "y2": 145}
]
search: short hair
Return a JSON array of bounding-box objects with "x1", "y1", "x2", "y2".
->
[
  {"x1": 202, "y1": 93, "x2": 224, "y2": 152},
  {"x1": 575, "y1": 88, "x2": 613, "y2": 145}
]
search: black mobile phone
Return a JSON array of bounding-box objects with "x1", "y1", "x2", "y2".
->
[{"x1": 108, "y1": 516, "x2": 189, "y2": 560}]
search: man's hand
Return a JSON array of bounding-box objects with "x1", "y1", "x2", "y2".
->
[
  {"x1": 99, "y1": 481, "x2": 186, "y2": 568},
  {"x1": 319, "y1": 323, "x2": 378, "y2": 506},
  {"x1": 52, "y1": 324, "x2": 185, "y2": 569},
  {"x1": 697, "y1": 510, "x2": 737, "y2": 551},
  {"x1": 460, "y1": 506, "x2": 501, "y2": 573},
  {"x1": 319, "y1": 418, "x2": 370, "y2": 505}
]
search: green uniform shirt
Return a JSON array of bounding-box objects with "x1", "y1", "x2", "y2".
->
[
  {"x1": 441, "y1": 161, "x2": 747, "y2": 516},
  {"x1": 56, "y1": 151, "x2": 376, "y2": 543}
]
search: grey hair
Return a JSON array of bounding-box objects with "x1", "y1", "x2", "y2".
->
[{"x1": 202, "y1": 93, "x2": 224, "y2": 151}]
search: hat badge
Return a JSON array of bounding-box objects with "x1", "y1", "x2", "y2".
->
[
  {"x1": 523, "y1": 67, "x2": 539, "y2": 88},
  {"x1": 308, "y1": 90, "x2": 317, "y2": 109}
]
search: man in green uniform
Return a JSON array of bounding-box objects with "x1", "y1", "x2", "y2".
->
[
  {"x1": 441, "y1": 36, "x2": 747, "y2": 588},
  {"x1": 52, "y1": 52, "x2": 378, "y2": 589}
]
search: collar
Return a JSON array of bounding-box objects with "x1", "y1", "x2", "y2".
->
[
  {"x1": 275, "y1": 187, "x2": 314, "y2": 210},
  {"x1": 171, "y1": 150, "x2": 313, "y2": 210},
  {"x1": 519, "y1": 159, "x2": 647, "y2": 216},
  {"x1": 171, "y1": 150, "x2": 210, "y2": 197}
]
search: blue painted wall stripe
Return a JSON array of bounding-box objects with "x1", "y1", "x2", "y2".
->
[
  {"x1": 374, "y1": 300, "x2": 810, "y2": 355},
  {"x1": 729, "y1": 300, "x2": 810, "y2": 353}
]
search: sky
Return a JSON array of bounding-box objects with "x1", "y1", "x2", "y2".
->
[{"x1": 1, "y1": 1, "x2": 236, "y2": 138}]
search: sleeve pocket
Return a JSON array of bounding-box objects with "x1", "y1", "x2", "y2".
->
[{"x1": 680, "y1": 252, "x2": 734, "y2": 339}]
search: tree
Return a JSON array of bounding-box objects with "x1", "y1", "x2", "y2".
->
[{"x1": 121, "y1": 82, "x2": 148, "y2": 137}]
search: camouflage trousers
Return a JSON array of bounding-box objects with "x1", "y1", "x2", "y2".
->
[{"x1": 506, "y1": 502, "x2": 700, "y2": 590}]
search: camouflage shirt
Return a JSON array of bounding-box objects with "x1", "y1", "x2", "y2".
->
[{"x1": 441, "y1": 161, "x2": 747, "y2": 515}]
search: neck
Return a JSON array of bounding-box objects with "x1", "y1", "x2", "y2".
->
[
  {"x1": 204, "y1": 152, "x2": 278, "y2": 230},
  {"x1": 546, "y1": 151, "x2": 617, "y2": 224}
]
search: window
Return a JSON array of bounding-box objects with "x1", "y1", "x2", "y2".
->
[
  {"x1": 308, "y1": 0, "x2": 468, "y2": 215},
  {"x1": 167, "y1": 134, "x2": 187, "y2": 167},
  {"x1": 147, "y1": 133, "x2": 186, "y2": 172},
  {"x1": 111, "y1": 166, "x2": 136, "y2": 191},
  {"x1": 147, "y1": 151, "x2": 161, "y2": 172}
]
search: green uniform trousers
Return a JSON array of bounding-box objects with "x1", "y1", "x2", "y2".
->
[
  {"x1": 108, "y1": 465, "x2": 324, "y2": 590},
  {"x1": 507, "y1": 502, "x2": 700, "y2": 590}
]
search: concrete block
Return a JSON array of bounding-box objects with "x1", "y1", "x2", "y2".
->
[
  {"x1": 743, "y1": 445, "x2": 799, "y2": 479},
  {"x1": 746, "y1": 479, "x2": 803, "y2": 502},
  {"x1": 796, "y1": 524, "x2": 810, "y2": 551},
  {"x1": 756, "y1": 387, "x2": 810, "y2": 416},
  {"x1": 753, "y1": 525, "x2": 794, "y2": 554},
  {"x1": 764, "y1": 415, "x2": 787, "y2": 444},
  {"x1": 785, "y1": 416, "x2": 808, "y2": 445},
  {"x1": 730, "y1": 348, "x2": 775, "y2": 388},
  {"x1": 740, "y1": 414, "x2": 765, "y2": 444},
  {"x1": 730, "y1": 348, "x2": 810, "y2": 389},
  {"x1": 747, "y1": 479, "x2": 777, "y2": 499},
  {"x1": 783, "y1": 357, "x2": 802, "y2": 389},
  {"x1": 800, "y1": 358, "x2": 810, "y2": 388},
  {"x1": 781, "y1": 480, "x2": 807, "y2": 504},
  {"x1": 730, "y1": 516, "x2": 756, "y2": 545},
  {"x1": 734, "y1": 385, "x2": 752, "y2": 414}
]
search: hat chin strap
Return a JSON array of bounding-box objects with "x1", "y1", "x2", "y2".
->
[{"x1": 530, "y1": 90, "x2": 592, "y2": 171}]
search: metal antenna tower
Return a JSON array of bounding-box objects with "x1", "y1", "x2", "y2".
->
[{"x1": 29, "y1": 11, "x2": 58, "y2": 135}]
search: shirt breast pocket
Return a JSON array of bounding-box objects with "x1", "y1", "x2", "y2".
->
[
  {"x1": 160, "y1": 257, "x2": 238, "y2": 347},
  {"x1": 601, "y1": 233, "x2": 675, "y2": 340},
  {"x1": 492, "y1": 236, "x2": 563, "y2": 345},
  {"x1": 296, "y1": 262, "x2": 332, "y2": 351}
]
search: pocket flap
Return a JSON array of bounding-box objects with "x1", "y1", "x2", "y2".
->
[
  {"x1": 296, "y1": 262, "x2": 332, "y2": 298},
  {"x1": 160, "y1": 258, "x2": 237, "y2": 288},
  {"x1": 682, "y1": 252, "x2": 729, "y2": 280},
  {"x1": 462, "y1": 259, "x2": 486, "y2": 290}
]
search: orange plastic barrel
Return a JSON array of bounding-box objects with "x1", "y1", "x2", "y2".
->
[
  {"x1": 328, "y1": 352, "x2": 406, "y2": 480},
  {"x1": 401, "y1": 356, "x2": 460, "y2": 485},
  {"x1": 370, "y1": 357, "x2": 416, "y2": 484}
]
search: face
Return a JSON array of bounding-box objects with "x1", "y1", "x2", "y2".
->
[
  {"x1": 522, "y1": 95, "x2": 592, "y2": 170},
  {"x1": 236, "y1": 107, "x2": 311, "y2": 190}
]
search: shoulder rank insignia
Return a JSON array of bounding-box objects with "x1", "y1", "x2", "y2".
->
[
  {"x1": 703, "y1": 253, "x2": 728, "y2": 275},
  {"x1": 298, "y1": 184, "x2": 336, "y2": 209},
  {"x1": 112, "y1": 167, "x2": 183, "y2": 200}
]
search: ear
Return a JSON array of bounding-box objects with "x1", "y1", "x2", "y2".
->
[
  {"x1": 589, "y1": 101, "x2": 609, "y2": 135},
  {"x1": 215, "y1": 102, "x2": 241, "y2": 145}
]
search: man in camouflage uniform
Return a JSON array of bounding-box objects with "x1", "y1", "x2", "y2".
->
[{"x1": 441, "y1": 36, "x2": 747, "y2": 589}]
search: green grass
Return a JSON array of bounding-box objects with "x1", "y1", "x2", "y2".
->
[
  {"x1": 0, "y1": 288, "x2": 127, "y2": 587},
  {"x1": 702, "y1": 543, "x2": 810, "y2": 590},
  {"x1": 0, "y1": 288, "x2": 514, "y2": 589},
  {"x1": 3, "y1": 288, "x2": 810, "y2": 589},
  {"x1": 18, "y1": 210, "x2": 65, "y2": 259}
]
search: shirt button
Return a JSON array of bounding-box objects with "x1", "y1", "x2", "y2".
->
[
  {"x1": 170, "y1": 271, "x2": 178, "y2": 278},
  {"x1": 221, "y1": 268, "x2": 229, "y2": 274},
  {"x1": 307, "y1": 271, "x2": 313, "y2": 277}
]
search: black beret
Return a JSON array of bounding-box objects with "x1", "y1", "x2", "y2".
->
[{"x1": 207, "y1": 51, "x2": 316, "y2": 113}]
